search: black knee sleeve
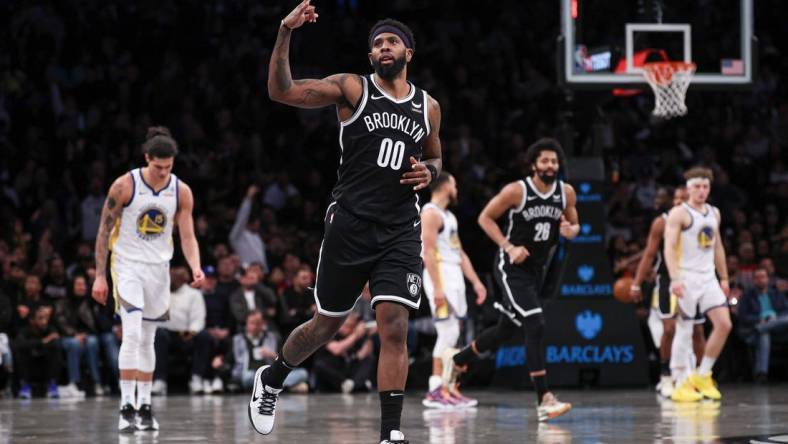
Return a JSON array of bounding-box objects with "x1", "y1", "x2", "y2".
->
[
  {"x1": 475, "y1": 315, "x2": 520, "y2": 354},
  {"x1": 523, "y1": 314, "x2": 546, "y2": 372}
]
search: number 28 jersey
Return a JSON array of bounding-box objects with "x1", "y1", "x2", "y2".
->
[
  {"x1": 502, "y1": 177, "x2": 566, "y2": 269},
  {"x1": 332, "y1": 74, "x2": 431, "y2": 226}
]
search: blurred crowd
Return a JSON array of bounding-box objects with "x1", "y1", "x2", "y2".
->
[{"x1": 1, "y1": 0, "x2": 787, "y2": 397}]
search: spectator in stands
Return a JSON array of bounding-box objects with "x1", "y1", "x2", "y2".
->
[
  {"x1": 312, "y1": 313, "x2": 374, "y2": 393},
  {"x1": 229, "y1": 185, "x2": 269, "y2": 272},
  {"x1": 54, "y1": 275, "x2": 102, "y2": 397},
  {"x1": 229, "y1": 265, "x2": 278, "y2": 332},
  {"x1": 80, "y1": 177, "x2": 105, "y2": 244},
  {"x1": 14, "y1": 275, "x2": 52, "y2": 333},
  {"x1": 14, "y1": 305, "x2": 61, "y2": 399},
  {"x1": 231, "y1": 310, "x2": 308, "y2": 393},
  {"x1": 42, "y1": 256, "x2": 68, "y2": 301},
  {"x1": 278, "y1": 265, "x2": 316, "y2": 337},
  {"x1": 738, "y1": 268, "x2": 788, "y2": 382},
  {"x1": 152, "y1": 266, "x2": 206, "y2": 396},
  {"x1": 195, "y1": 259, "x2": 236, "y2": 394}
]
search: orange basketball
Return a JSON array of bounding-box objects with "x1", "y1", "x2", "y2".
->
[{"x1": 613, "y1": 277, "x2": 634, "y2": 303}]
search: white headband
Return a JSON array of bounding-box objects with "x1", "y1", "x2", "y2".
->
[{"x1": 686, "y1": 177, "x2": 710, "y2": 187}]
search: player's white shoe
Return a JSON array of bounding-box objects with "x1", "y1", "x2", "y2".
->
[
  {"x1": 537, "y1": 392, "x2": 572, "y2": 422},
  {"x1": 118, "y1": 404, "x2": 136, "y2": 433},
  {"x1": 136, "y1": 404, "x2": 159, "y2": 431},
  {"x1": 380, "y1": 430, "x2": 409, "y2": 443},
  {"x1": 658, "y1": 376, "x2": 674, "y2": 398},
  {"x1": 248, "y1": 365, "x2": 282, "y2": 435}
]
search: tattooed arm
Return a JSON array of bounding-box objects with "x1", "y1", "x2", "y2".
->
[
  {"x1": 91, "y1": 175, "x2": 131, "y2": 305},
  {"x1": 267, "y1": 1, "x2": 362, "y2": 112}
]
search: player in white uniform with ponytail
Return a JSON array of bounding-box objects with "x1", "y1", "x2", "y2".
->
[
  {"x1": 92, "y1": 126, "x2": 204, "y2": 432},
  {"x1": 664, "y1": 166, "x2": 732, "y2": 402},
  {"x1": 420, "y1": 172, "x2": 486, "y2": 409}
]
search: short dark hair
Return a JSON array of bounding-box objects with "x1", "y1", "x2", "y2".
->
[
  {"x1": 368, "y1": 18, "x2": 415, "y2": 50},
  {"x1": 142, "y1": 126, "x2": 178, "y2": 158},
  {"x1": 429, "y1": 171, "x2": 452, "y2": 192},
  {"x1": 524, "y1": 137, "x2": 565, "y2": 169}
]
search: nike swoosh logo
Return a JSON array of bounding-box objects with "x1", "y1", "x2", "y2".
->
[
  {"x1": 370, "y1": 94, "x2": 386, "y2": 100},
  {"x1": 413, "y1": 220, "x2": 421, "y2": 227},
  {"x1": 389, "y1": 393, "x2": 404, "y2": 397},
  {"x1": 527, "y1": 196, "x2": 538, "y2": 201},
  {"x1": 412, "y1": 102, "x2": 422, "y2": 108}
]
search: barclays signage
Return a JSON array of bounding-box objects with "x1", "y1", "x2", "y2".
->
[
  {"x1": 570, "y1": 223, "x2": 603, "y2": 244},
  {"x1": 575, "y1": 182, "x2": 602, "y2": 203},
  {"x1": 560, "y1": 264, "x2": 613, "y2": 296},
  {"x1": 495, "y1": 310, "x2": 634, "y2": 369}
]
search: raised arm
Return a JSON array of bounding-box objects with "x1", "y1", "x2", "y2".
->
[
  {"x1": 91, "y1": 175, "x2": 132, "y2": 305},
  {"x1": 267, "y1": 1, "x2": 362, "y2": 111},
  {"x1": 631, "y1": 216, "x2": 666, "y2": 301},
  {"x1": 478, "y1": 182, "x2": 527, "y2": 264},
  {"x1": 177, "y1": 182, "x2": 204, "y2": 288},
  {"x1": 401, "y1": 95, "x2": 442, "y2": 191}
]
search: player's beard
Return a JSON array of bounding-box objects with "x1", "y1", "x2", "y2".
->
[
  {"x1": 536, "y1": 169, "x2": 557, "y2": 185},
  {"x1": 373, "y1": 54, "x2": 407, "y2": 81}
]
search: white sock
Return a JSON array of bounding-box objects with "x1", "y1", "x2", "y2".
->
[
  {"x1": 137, "y1": 381, "x2": 152, "y2": 407},
  {"x1": 698, "y1": 356, "x2": 716, "y2": 376},
  {"x1": 428, "y1": 375, "x2": 442, "y2": 392},
  {"x1": 120, "y1": 379, "x2": 136, "y2": 407}
]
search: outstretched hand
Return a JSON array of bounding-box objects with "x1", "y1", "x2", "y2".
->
[
  {"x1": 400, "y1": 156, "x2": 432, "y2": 191},
  {"x1": 282, "y1": 0, "x2": 318, "y2": 30}
]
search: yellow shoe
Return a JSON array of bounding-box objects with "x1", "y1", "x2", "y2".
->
[
  {"x1": 688, "y1": 372, "x2": 722, "y2": 400},
  {"x1": 671, "y1": 379, "x2": 702, "y2": 402}
]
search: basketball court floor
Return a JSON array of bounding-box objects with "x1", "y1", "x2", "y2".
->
[{"x1": 1, "y1": 386, "x2": 786, "y2": 443}]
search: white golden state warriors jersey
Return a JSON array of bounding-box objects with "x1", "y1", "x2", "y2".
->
[
  {"x1": 678, "y1": 203, "x2": 718, "y2": 274},
  {"x1": 111, "y1": 168, "x2": 178, "y2": 264},
  {"x1": 422, "y1": 203, "x2": 462, "y2": 266}
]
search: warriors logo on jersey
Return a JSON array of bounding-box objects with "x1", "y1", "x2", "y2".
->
[
  {"x1": 137, "y1": 206, "x2": 168, "y2": 241},
  {"x1": 448, "y1": 229, "x2": 461, "y2": 249},
  {"x1": 697, "y1": 226, "x2": 714, "y2": 249}
]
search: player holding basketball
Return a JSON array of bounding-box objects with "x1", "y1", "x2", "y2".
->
[
  {"x1": 420, "y1": 172, "x2": 486, "y2": 409},
  {"x1": 92, "y1": 127, "x2": 204, "y2": 432},
  {"x1": 249, "y1": 2, "x2": 442, "y2": 443},
  {"x1": 631, "y1": 186, "x2": 706, "y2": 398},
  {"x1": 663, "y1": 167, "x2": 732, "y2": 402},
  {"x1": 446, "y1": 138, "x2": 580, "y2": 421}
]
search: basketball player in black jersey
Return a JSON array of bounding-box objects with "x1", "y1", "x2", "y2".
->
[
  {"x1": 445, "y1": 138, "x2": 579, "y2": 421},
  {"x1": 631, "y1": 186, "x2": 705, "y2": 398},
  {"x1": 248, "y1": 3, "x2": 442, "y2": 443}
]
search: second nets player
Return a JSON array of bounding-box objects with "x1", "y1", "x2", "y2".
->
[
  {"x1": 249, "y1": 2, "x2": 441, "y2": 443},
  {"x1": 446, "y1": 138, "x2": 580, "y2": 421}
]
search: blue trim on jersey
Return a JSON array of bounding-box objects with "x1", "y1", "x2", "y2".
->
[
  {"x1": 125, "y1": 307, "x2": 142, "y2": 314},
  {"x1": 139, "y1": 168, "x2": 173, "y2": 196},
  {"x1": 123, "y1": 170, "x2": 136, "y2": 208},
  {"x1": 142, "y1": 317, "x2": 167, "y2": 322}
]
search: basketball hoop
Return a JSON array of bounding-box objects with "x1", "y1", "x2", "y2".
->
[{"x1": 642, "y1": 61, "x2": 696, "y2": 118}]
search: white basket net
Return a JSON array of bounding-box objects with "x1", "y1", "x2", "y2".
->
[{"x1": 642, "y1": 62, "x2": 696, "y2": 118}]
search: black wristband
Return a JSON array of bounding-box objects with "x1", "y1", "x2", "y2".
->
[{"x1": 425, "y1": 164, "x2": 438, "y2": 183}]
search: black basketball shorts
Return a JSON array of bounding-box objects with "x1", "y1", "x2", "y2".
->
[
  {"x1": 493, "y1": 252, "x2": 544, "y2": 321},
  {"x1": 313, "y1": 203, "x2": 423, "y2": 316}
]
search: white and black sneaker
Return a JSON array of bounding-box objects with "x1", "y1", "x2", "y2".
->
[
  {"x1": 136, "y1": 404, "x2": 159, "y2": 431},
  {"x1": 248, "y1": 365, "x2": 282, "y2": 435},
  {"x1": 380, "y1": 430, "x2": 409, "y2": 443},
  {"x1": 118, "y1": 404, "x2": 137, "y2": 433}
]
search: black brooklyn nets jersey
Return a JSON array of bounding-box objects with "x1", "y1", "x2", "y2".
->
[
  {"x1": 503, "y1": 177, "x2": 566, "y2": 269},
  {"x1": 332, "y1": 74, "x2": 431, "y2": 226}
]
